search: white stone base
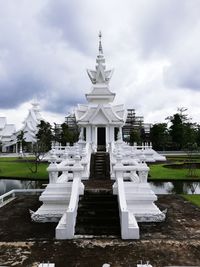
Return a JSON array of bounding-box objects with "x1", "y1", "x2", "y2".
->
[
  {"x1": 135, "y1": 210, "x2": 166, "y2": 222},
  {"x1": 31, "y1": 181, "x2": 84, "y2": 223}
]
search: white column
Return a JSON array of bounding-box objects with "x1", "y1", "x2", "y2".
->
[
  {"x1": 110, "y1": 126, "x2": 114, "y2": 143},
  {"x1": 119, "y1": 127, "x2": 123, "y2": 140},
  {"x1": 86, "y1": 126, "x2": 90, "y2": 143},
  {"x1": 80, "y1": 127, "x2": 84, "y2": 139},
  {"x1": 16, "y1": 143, "x2": 18, "y2": 153},
  {"x1": 106, "y1": 126, "x2": 109, "y2": 143},
  {"x1": 95, "y1": 126, "x2": 97, "y2": 146}
]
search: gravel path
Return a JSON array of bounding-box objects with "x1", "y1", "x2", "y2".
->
[{"x1": 0, "y1": 195, "x2": 200, "y2": 266}]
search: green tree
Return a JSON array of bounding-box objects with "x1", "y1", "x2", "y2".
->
[
  {"x1": 129, "y1": 130, "x2": 141, "y2": 145},
  {"x1": 36, "y1": 120, "x2": 53, "y2": 152},
  {"x1": 22, "y1": 121, "x2": 53, "y2": 174},
  {"x1": 195, "y1": 125, "x2": 200, "y2": 147},
  {"x1": 17, "y1": 130, "x2": 27, "y2": 147},
  {"x1": 59, "y1": 123, "x2": 79, "y2": 146},
  {"x1": 150, "y1": 123, "x2": 169, "y2": 150},
  {"x1": 182, "y1": 122, "x2": 197, "y2": 147},
  {"x1": 168, "y1": 108, "x2": 197, "y2": 150},
  {"x1": 169, "y1": 113, "x2": 184, "y2": 150}
]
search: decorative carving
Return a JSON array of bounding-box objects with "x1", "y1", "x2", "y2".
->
[
  {"x1": 138, "y1": 170, "x2": 148, "y2": 183},
  {"x1": 29, "y1": 210, "x2": 61, "y2": 223},
  {"x1": 135, "y1": 209, "x2": 167, "y2": 222}
]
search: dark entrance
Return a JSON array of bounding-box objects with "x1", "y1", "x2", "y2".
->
[{"x1": 97, "y1": 127, "x2": 106, "y2": 151}]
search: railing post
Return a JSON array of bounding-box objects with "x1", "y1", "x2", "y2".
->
[
  {"x1": 115, "y1": 148, "x2": 124, "y2": 179},
  {"x1": 138, "y1": 166, "x2": 149, "y2": 183},
  {"x1": 47, "y1": 152, "x2": 58, "y2": 183},
  {"x1": 12, "y1": 190, "x2": 15, "y2": 198}
]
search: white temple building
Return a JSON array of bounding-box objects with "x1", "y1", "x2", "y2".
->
[
  {"x1": 0, "y1": 117, "x2": 16, "y2": 152},
  {"x1": 19, "y1": 101, "x2": 43, "y2": 143},
  {"x1": 75, "y1": 33, "x2": 126, "y2": 151},
  {"x1": 31, "y1": 33, "x2": 166, "y2": 240},
  {"x1": 0, "y1": 101, "x2": 43, "y2": 153}
]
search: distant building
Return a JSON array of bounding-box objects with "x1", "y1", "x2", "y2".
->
[
  {"x1": 0, "y1": 117, "x2": 16, "y2": 152},
  {"x1": 19, "y1": 102, "x2": 43, "y2": 143},
  {"x1": 122, "y1": 108, "x2": 151, "y2": 142},
  {"x1": 0, "y1": 101, "x2": 44, "y2": 153},
  {"x1": 65, "y1": 113, "x2": 79, "y2": 132}
]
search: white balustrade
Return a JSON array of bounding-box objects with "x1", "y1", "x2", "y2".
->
[
  {"x1": 116, "y1": 176, "x2": 139, "y2": 239},
  {"x1": 56, "y1": 176, "x2": 84, "y2": 239},
  {"x1": 0, "y1": 189, "x2": 44, "y2": 207}
]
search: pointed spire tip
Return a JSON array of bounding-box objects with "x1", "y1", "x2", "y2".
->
[{"x1": 98, "y1": 31, "x2": 103, "y2": 55}]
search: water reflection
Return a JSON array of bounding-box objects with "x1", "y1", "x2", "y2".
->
[
  {"x1": 0, "y1": 179, "x2": 200, "y2": 195},
  {"x1": 150, "y1": 181, "x2": 200, "y2": 194},
  {"x1": 0, "y1": 179, "x2": 44, "y2": 195}
]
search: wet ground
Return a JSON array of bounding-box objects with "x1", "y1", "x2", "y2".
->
[{"x1": 0, "y1": 195, "x2": 200, "y2": 267}]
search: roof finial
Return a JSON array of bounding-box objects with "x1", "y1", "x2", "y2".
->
[{"x1": 98, "y1": 31, "x2": 103, "y2": 55}]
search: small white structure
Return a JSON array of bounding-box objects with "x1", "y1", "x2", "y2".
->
[
  {"x1": 38, "y1": 264, "x2": 55, "y2": 267},
  {"x1": 32, "y1": 33, "x2": 166, "y2": 240},
  {"x1": 19, "y1": 101, "x2": 43, "y2": 143},
  {"x1": 0, "y1": 117, "x2": 16, "y2": 152},
  {"x1": 0, "y1": 101, "x2": 44, "y2": 153},
  {"x1": 75, "y1": 32, "x2": 126, "y2": 152},
  {"x1": 137, "y1": 263, "x2": 153, "y2": 267}
]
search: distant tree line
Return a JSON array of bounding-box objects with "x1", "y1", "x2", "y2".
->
[
  {"x1": 18, "y1": 107, "x2": 200, "y2": 153},
  {"x1": 129, "y1": 107, "x2": 200, "y2": 151},
  {"x1": 17, "y1": 120, "x2": 79, "y2": 154},
  {"x1": 150, "y1": 108, "x2": 200, "y2": 151}
]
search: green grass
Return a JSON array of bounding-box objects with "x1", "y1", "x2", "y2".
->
[
  {"x1": 182, "y1": 195, "x2": 200, "y2": 207},
  {"x1": 166, "y1": 156, "x2": 200, "y2": 162},
  {"x1": 0, "y1": 157, "x2": 48, "y2": 180},
  {"x1": 149, "y1": 155, "x2": 200, "y2": 180},
  {"x1": 149, "y1": 163, "x2": 200, "y2": 180},
  {"x1": 1, "y1": 155, "x2": 200, "y2": 181}
]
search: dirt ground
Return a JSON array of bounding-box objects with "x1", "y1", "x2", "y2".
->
[{"x1": 0, "y1": 195, "x2": 200, "y2": 267}]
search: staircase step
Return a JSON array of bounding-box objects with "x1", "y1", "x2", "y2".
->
[
  {"x1": 75, "y1": 189, "x2": 120, "y2": 236},
  {"x1": 75, "y1": 226, "x2": 120, "y2": 235}
]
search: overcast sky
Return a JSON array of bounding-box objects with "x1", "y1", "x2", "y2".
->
[{"x1": 0, "y1": 0, "x2": 200, "y2": 129}]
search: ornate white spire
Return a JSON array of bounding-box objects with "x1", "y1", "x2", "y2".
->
[
  {"x1": 87, "y1": 32, "x2": 113, "y2": 85},
  {"x1": 98, "y1": 31, "x2": 103, "y2": 55}
]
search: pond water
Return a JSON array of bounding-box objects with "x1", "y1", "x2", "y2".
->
[
  {"x1": 0, "y1": 179, "x2": 200, "y2": 195},
  {"x1": 0, "y1": 179, "x2": 45, "y2": 195},
  {"x1": 150, "y1": 181, "x2": 200, "y2": 194}
]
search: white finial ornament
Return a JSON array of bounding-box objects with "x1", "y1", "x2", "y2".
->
[
  {"x1": 98, "y1": 31, "x2": 103, "y2": 54},
  {"x1": 86, "y1": 31, "x2": 113, "y2": 85}
]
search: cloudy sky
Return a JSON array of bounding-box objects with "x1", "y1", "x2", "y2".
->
[{"x1": 0, "y1": 0, "x2": 200, "y2": 129}]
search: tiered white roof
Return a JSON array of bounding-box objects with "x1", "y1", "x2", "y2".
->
[
  {"x1": 0, "y1": 117, "x2": 6, "y2": 131},
  {"x1": 0, "y1": 117, "x2": 16, "y2": 146},
  {"x1": 75, "y1": 32, "x2": 126, "y2": 128},
  {"x1": 21, "y1": 101, "x2": 43, "y2": 143}
]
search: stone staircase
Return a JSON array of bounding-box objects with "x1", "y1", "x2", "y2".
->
[
  {"x1": 75, "y1": 189, "x2": 120, "y2": 236},
  {"x1": 75, "y1": 152, "x2": 120, "y2": 236},
  {"x1": 90, "y1": 152, "x2": 110, "y2": 179}
]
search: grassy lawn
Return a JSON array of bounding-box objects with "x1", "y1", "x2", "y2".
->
[
  {"x1": 1, "y1": 155, "x2": 200, "y2": 181},
  {"x1": 149, "y1": 155, "x2": 200, "y2": 180},
  {"x1": 149, "y1": 163, "x2": 200, "y2": 180},
  {"x1": 182, "y1": 194, "x2": 200, "y2": 207},
  {"x1": 0, "y1": 157, "x2": 48, "y2": 180}
]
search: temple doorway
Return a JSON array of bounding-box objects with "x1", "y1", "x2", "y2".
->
[{"x1": 97, "y1": 127, "x2": 106, "y2": 151}]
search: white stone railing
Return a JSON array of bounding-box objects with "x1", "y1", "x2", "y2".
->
[
  {"x1": 110, "y1": 141, "x2": 166, "y2": 163},
  {"x1": 115, "y1": 176, "x2": 139, "y2": 239},
  {"x1": 116, "y1": 176, "x2": 129, "y2": 238},
  {"x1": 47, "y1": 142, "x2": 92, "y2": 181},
  {"x1": 47, "y1": 144, "x2": 91, "y2": 182},
  {"x1": 111, "y1": 148, "x2": 149, "y2": 183},
  {"x1": 114, "y1": 164, "x2": 149, "y2": 183},
  {"x1": 0, "y1": 189, "x2": 44, "y2": 207},
  {"x1": 56, "y1": 176, "x2": 83, "y2": 239}
]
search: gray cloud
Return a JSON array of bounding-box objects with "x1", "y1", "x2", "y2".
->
[{"x1": 1, "y1": 0, "x2": 200, "y2": 126}]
